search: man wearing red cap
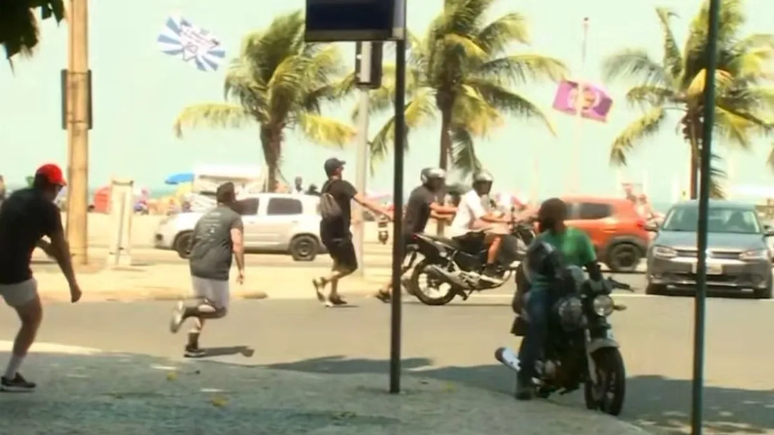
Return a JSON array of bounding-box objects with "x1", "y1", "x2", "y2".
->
[{"x1": 0, "y1": 164, "x2": 82, "y2": 391}]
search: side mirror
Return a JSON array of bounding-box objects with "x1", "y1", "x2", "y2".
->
[{"x1": 764, "y1": 225, "x2": 774, "y2": 237}]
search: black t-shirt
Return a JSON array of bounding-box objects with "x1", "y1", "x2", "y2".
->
[
  {"x1": 321, "y1": 178, "x2": 357, "y2": 239},
  {"x1": 0, "y1": 188, "x2": 62, "y2": 284},
  {"x1": 403, "y1": 185, "x2": 436, "y2": 236},
  {"x1": 189, "y1": 205, "x2": 243, "y2": 281}
]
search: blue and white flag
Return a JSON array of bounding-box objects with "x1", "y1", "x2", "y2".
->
[{"x1": 157, "y1": 16, "x2": 226, "y2": 72}]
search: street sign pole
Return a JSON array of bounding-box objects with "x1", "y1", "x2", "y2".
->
[{"x1": 691, "y1": 0, "x2": 721, "y2": 433}]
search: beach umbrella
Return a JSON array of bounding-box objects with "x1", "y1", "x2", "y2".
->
[{"x1": 165, "y1": 172, "x2": 194, "y2": 185}]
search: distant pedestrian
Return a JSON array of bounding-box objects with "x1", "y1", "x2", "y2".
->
[
  {"x1": 313, "y1": 158, "x2": 392, "y2": 307},
  {"x1": 293, "y1": 176, "x2": 304, "y2": 195},
  {"x1": 169, "y1": 182, "x2": 245, "y2": 358},
  {"x1": 0, "y1": 164, "x2": 81, "y2": 391}
]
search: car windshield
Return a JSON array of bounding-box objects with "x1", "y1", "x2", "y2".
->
[{"x1": 662, "y1": 206, "x2": 761, "y2": 234}]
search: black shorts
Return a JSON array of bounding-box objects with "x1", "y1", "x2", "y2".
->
[{"x1": 324, "y1": 237, "x2": 358, "y2": 272}]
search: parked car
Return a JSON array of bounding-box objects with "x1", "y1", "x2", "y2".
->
[
  {"x1": 645, "y1": 200, "x2": 774, "y2": 298},
  {"x1": 154, "y1": 193, "x2": 324, "y2": 261},
  {"x1": 561, "y1": 196, "x2": 650, "y2": 273}
]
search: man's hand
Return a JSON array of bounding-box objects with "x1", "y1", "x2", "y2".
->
[
  {"x1": 69, "y1": 283, "x2": 82, "y2": 303},
  {"x1": 236, "y1": 270, "x2": 245, "y2": 285}
]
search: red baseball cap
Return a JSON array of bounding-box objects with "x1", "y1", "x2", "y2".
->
[{"x1": 35, "y1": 164, "x2": 67, "y2": 186}]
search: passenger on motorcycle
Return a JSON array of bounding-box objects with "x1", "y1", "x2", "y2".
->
[
  {"x1": 449, "y1": 170, "x2": 511, "y2": 283},
  {"x1": 374, "y1": 168, "x2": 457, "y2": 302},
  {"x1": 515, "y1": 197, "x2": 603, "y2": 400}
]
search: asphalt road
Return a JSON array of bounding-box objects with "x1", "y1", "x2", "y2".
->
[{"x1": 1, "y1": 292, "x2": 772, "y2": 434}]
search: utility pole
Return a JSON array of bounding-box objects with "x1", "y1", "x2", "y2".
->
[{"x1": 66, "y1": 0, "x2": 90, "y2": 265}]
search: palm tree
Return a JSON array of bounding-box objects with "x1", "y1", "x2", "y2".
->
[
  {"x1": 602, "y1": 0, "x2": 774, "y2": 199},
  {"x1": 1, "y1": 0, "x2": 65, "y2": 63},
  {"x1": 365, "y1": 0, "x2": 568, "y2": 175},
  {"x1": 173, "y1": 11, "x2": 355, "y2": 191}
]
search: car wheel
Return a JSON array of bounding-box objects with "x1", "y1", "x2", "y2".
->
[
  {"x1": 754, "y1": 275, "x2": 773, "y2": 299},
  {"x1": 605, "y1": 243, "x2": 642, "y2": 273},
  {"x1": 290, "y1": 235, "x2": 318, "y2": 262},
  {"x1": 174, "y1": 231, "x2": 192, "y2": 259},
  {"x1": 645, "y1": 282, "x2": 667, "y2": 295}
]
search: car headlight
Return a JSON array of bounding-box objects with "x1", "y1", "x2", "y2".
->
[
  {"x1": 593, "y1": 295, "x2": 614, "y2": 317},
  {"x1": 739, "y1": 248, "x2": 769, "y2": 260},
  {"x1": 652, "y1": 245, "x2": 677, "y2": 258}
]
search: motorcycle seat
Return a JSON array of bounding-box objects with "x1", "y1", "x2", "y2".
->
[{"x1": 424, "y1": 234, "x2": 460, "y2": 247}]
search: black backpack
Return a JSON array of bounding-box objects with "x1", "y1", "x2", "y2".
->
[{"x1": 319, "y1": 180, "x2": 343, "y2": 220}]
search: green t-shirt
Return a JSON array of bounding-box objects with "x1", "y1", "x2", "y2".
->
[{"x1": 530, "y1": 227, "x2": 596, "y2": 286}]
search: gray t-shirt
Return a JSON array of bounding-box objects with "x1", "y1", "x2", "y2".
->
[{"x1": 188, "y1": 205, "x2": 243, "y2": 281}]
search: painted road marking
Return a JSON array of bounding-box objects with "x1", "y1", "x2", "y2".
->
[{"x1": 0, "y1": 341, "x2": 102, "y2": 355}]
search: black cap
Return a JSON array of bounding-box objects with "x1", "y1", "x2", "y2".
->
[
  {"x1": 324, "y1": 158, "x2": 346, "y2": 176},
  {"x1": 216, "y1": 182, "x2": 236, "y2": 203}
]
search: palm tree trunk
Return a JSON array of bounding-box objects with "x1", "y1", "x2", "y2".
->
[
  {"x1": 261, "y1": 127, "x2": 282, "y2": 192},
  {"x1": 688, "y1": 122, "x2": 700, "y2": 200}
]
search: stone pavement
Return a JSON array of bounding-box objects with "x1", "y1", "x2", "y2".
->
[
  {"x1": 0, "y1": 342, "x2": 653, "y2": 435},
  {"x1": 33, "y1": 263, "x2": 392, "y2": 302}
]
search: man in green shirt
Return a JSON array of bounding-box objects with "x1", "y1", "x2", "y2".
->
[{"x1": 516, "y1": 198, "x2": 601, "y2": 400}]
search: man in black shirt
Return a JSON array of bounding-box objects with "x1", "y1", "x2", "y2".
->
[
  {"x1": 0, "y1": 164, "x2": 81, "y2": 391},
  {"x1": 374, "y1": 167, "x2": 457, "y2": 302},
  {"x1": 313, "y1": 158, "x2": 393, "y2": 307},
  {"x1": 169, "y1": 182, "x2": 245, "y2": 357}
]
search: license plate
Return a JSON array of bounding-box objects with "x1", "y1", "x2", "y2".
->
[{"x1": 692, "y1": 262, "x2": 723, "y2": 275}]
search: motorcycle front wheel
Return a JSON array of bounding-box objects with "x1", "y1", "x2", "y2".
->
[
  {"x1": 409, "y1": 259, "x2": 458, "y2": 306},
  {"x1": 584, "y1": 347, "x2": 626, "y2": 416}
]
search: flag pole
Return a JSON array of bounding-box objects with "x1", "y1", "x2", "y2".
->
[{"x1": 570, "y1": 17, "x2": 589, "y2": 194}]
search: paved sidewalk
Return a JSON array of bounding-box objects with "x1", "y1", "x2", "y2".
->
[
  {"x1": 34, "y1": 263, "x2": 392, "y2": 302},
  {"x1": 0, "y1": 342, "x2": 653, "y2": 435}
]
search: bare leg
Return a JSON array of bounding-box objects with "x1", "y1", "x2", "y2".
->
[
  {"x1": 487, "y1": 236, "x2": 503, "y2": 264},
  {"x1": 328, "y1": 265, "x2": 353, "y2": 299},
  {"x1": 5, "y1": 295, "x2": 43, "y2": 381}
]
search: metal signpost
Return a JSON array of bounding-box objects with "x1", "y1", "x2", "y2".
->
[
  {"x1": 691, "y1": 0, "x2": 721, "y2": 433},
  {"x1": 305, "y1": 0, "x2": 408, "y2": 394}
]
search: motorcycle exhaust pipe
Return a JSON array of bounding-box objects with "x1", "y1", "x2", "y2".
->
[{"x1": 424, "y1": 264, "x2": 469, "y2": 288}]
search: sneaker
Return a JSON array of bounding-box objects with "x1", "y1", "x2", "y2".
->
[
  {"x1": 480, "y1": 265, "x2": 503, "y2": 284},
  {"x1": 312, "y1": 278, "x2": 326, "y2": 303},
  {"x1": 1, "y1": 373, "x2": 36, "y2": 392},
  {"x1": 374, "y1": 290, "x2": 391, "y2": 303},
  {"x1": 325, "y1": 295, "x2": 348, "y2": 308},
  {"x1": 169, "y1": 300, "x2": 185, "y2": 334},
  {"x1": 184, "y1": 345, "x2": 206, "y2": 358}
]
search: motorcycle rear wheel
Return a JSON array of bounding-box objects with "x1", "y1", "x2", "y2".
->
[
  {"x1": 584, "y1": 348, "x2": 626, "y2": 416},
  {"x1": 409, "y1": 260, "x2": 458, "y2": 306}
]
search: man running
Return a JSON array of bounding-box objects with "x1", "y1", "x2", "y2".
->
[
  {"x1": 169, "y1": 182, "x2": 244, "y2": 358},
  {"x1": 0, "y1": 164, "x2": 81, "y2": 391},
  {"x1": 313, "y1": 158, "x2": 392, "y2": 307},
  {"x1": 374, "y1": 167, "x2": 456, "y2": 302}
]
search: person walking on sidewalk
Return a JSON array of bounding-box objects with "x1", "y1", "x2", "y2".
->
[
  {"x1": 313, "y1": 158, "x2": 392, "y2": 307},
  {"x1": 374, "y1": 168, "x2": 456, "y2": 302},
  {"x1": 0, "y1": 164, "x2": 81, "y2": 392},
  {"x1": 169, "y1": 182, "x2": 245, "y2": 358}
]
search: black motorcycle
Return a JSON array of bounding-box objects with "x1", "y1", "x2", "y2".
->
[
  {"x1": 405, "y1": 220, "x2": 536, "y2": 306},
  {"x1": 495, "y1": 265, "x2": 631, "y2": 416}
]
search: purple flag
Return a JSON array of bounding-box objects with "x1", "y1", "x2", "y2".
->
[{"x1": 552, "y1": 80, "x2": 613, "y2": 122}]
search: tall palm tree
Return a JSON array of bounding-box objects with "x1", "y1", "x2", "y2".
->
[
  {"x1": 173, "y1": 11, "x2": 355, "y2": 191},
  {"x1": 365, "y1": 0, "x2": 567, "y2": 175},
  {"x1": 1, "y1": 0, "x2": 65, "y2": 63},
  {"x1": 602, "y1": 0, "x2": 774, "y2": 199}
]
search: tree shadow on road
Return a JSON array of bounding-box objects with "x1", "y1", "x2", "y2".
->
[{"x1": 267, "y1": 356, "x2": 774, "y2": 434}]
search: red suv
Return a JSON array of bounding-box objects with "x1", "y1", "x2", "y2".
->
[{"x1": 560, "y1": 196, "x2": 649, "y2": 272}]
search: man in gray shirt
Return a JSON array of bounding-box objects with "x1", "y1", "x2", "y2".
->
[{"x1": 169, "y1": 182, "x2": 245, "y2": 357}]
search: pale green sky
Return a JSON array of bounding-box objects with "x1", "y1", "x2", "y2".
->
[{"x1": 2, "y1": 0, "x2": 773, "y2": 202}]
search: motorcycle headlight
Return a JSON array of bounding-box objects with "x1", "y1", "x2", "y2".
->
[
  {"x1": 593, "y1": 295, "x2": 614, "y2": 317},
  {"x1": 652, "y1": 245, "x2": 677, "y2": 258}
]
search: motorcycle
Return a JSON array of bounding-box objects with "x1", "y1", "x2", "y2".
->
[
  {"x1": 405, "y1": 214, "x2": 537, "y2": 306},
  {"x1": 495, "y1": 266, "x2": 632, "y2": 416},
  {"x1": 377, "y1": 216, "x2": 389, "y2": 245}
]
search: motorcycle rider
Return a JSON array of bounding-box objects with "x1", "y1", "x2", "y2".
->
[
  {"x1": 374, "y1": 167, "x2": 456, "y2": 302},
  {"x1": 515, "y1": 197, "x2": 602, "y2": 400},
  {"x1": 449, "y1": 170, "x2": 512, "y2": 282}
]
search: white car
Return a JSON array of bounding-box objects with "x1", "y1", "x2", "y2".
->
[{"x1": 154, "y1": 193, "x2": 324, "y2": 261}]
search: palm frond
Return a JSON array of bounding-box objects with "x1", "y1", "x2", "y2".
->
[
  {"x1": 609, "y1": 107, "x2": 668, "y2": 165},
  {"x1": 450, "y1": 128, "x2": 482, "y2": 175},
  {"x1": 1, "y1": 0, "x2": 65, "y2": 64},
  {"x1": 463, "y1": 78, "x2": 556, "y2": 135},
  {"x1": 173, "y1": 103, "x2": 255, "y2": 138},
  {"x1": 602, "y1": 48, "x2": 669, "y2": 87},
  {"x1": 295, "y1": 113, "x2": 355, "y2": 147},
  {"x1": 708, "y1": 153, "x2": 727, "y2": 199},
  {"x1": 367, "y1": 90, "x2": 436, "y2": 169},
  {"x1": 476, "y1": 54, "x2": 567, "y2": 85},
  {"x1": 625, "y1": 85, "x2": 676, "y2": 109},
  {"x1": 655, "y1": 7, "x2": 683, "y2": 80},
  {"x1": 475, "y1": 12, "x2": 530, "y2": 53}
]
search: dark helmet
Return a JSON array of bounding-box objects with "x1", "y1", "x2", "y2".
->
[
  {"x1": 472, "y1": 170, "x2": 494, "y2": 184},
  {"x1": 420, "y1": 167, "x2": 446, "y2": 185}
]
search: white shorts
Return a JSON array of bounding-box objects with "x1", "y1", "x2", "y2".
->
[
  {"x1": 191, "y1": 276, "x2": 230, "y2": 309},
  {"x1": 0, "y1": 279, "x2": 38, "y2": 308}
]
